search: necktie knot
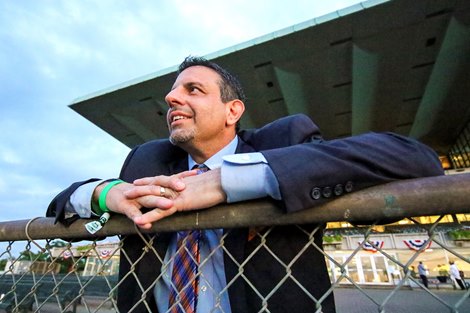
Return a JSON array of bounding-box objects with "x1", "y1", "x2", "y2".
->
[{"x1": 193, "y1": 164, "x2": 209, "y2": 174}]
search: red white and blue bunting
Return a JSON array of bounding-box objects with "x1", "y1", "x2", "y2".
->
[
  {"x1": 62, "y1": 250, "x2": 73, "y2": 259},
  {"x1": 359, "y1": 240, "x2": 384, "y2": 252},
  {"x1": 99, "y1": 249, "x2": 113, "y2": 259},
  {"x1": 403, "y1": 239, "x2": 432, "y2": 251}
]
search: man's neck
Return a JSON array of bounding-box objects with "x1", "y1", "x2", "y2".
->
[
  {"x1": 187, "y1": 136, "x2": 238, "y2": 171},
  {"x1": 182, "y1": 134, "x2": 237, "y2": 164}
]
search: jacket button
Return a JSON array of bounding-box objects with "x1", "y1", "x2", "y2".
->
[
  {"x1": 345, "y1": 181, "x2": 353, "y2": 193},
  {"x1": 322, "y1": 187, "x2": 332, "y2": 198},
  {"x1": 311, "y1": 187, "x2": 321, "y2": 200},
  {"x1": 334, "y1": 184, "x2": 343, "y2": 196}
]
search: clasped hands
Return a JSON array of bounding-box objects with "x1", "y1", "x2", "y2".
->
[{"x1": 95, "y1": 168, "x2": 226, "y2": 229}]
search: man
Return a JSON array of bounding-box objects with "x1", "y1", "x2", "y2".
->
[
  {"x1": 449, "y1": 261, "x2": 467, "y2": 290},
  {"x1": 47, "y1": 56, "x2": 444, "y2": 313},
  {"x1": 418, "y1": 261, "x2": 428, "y2": 288}
]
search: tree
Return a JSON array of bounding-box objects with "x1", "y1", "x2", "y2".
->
[
  {"x1": 17, "y1": 249, "x2": 50, "y2": 262},
  {"x1": 0, "y1": 258, "x2": 7, "y2": 271}
]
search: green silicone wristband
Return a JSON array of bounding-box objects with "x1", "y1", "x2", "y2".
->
[{"x1": 98, "y1": 180, "x2": 124, "y2": 214}]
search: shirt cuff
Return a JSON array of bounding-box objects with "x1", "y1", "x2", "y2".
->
[
  {"x1": 221, "y1": 152, "x2": 281, "y2": 203},
  {"x1": 66, "y1": 180, "x2": 104, "y2": 218}
]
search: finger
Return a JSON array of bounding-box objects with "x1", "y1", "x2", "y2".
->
[
  {"x1": 135, "y1": 223, "x2": 152, "y2": 230},
  {"x1": 133, "y1": 176, "x2": 158, "y2": 185},
  {"x1": 124, "y1": 185, "x2": 166, "y2": 199},
  {"x1": 124, "y1": 186, "x2": 178, "y2": 201},
  {"x1": 174, "y1": 170, "x2": 198, "y2": 179},
  {"x1": 133, "y1": 174, "x2": 181, "y2": 187},
  {"x1": 165, "y1": 171, "x2": 196, "y2": 190},
  {"x1": 133, "y1": 207, "x2": 177, "y2": 225},
  {"x1": 134, "y1": 176, "x2": 186, "y2": 191},
  {"x1": 117, "y1": 203, "x2": 144, "y2": 223},
  {"x1": 123, "y1": 185, "x2": 160, "y2": 198},
  {"x1": 134, "y1": 171, "x2": 197, "y2": 189},
  {"x1": 134, "y1": 195, "x2": 175, "y2": 208},
  {"x1": 125, "y1": 210, "x2": 143, "y2": 223}
]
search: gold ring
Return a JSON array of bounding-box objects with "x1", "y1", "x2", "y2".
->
[{"x1": 160, "y1": 186, "x2": 166, "y2": 197}]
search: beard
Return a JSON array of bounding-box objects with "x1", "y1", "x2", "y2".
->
[{"x1": 169, "y1": 128, "x2": 196, "y2": 145}]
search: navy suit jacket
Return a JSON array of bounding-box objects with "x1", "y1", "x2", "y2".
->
[{"x1": 46, "y1": 114, "x2": 443, "y2": 313}]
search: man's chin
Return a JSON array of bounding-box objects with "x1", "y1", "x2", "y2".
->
[{"x1": 169, "y1": 132, "x2": 194, "y2": 146}]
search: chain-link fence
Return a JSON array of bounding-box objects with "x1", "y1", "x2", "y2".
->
[{"x1": 1, "y1": 174, "x2": 470, "y2": 313}]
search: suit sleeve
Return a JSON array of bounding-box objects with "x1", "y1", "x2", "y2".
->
[
  {"x1": 261, "y1": 132, "x2": 444, "y2": 213},
  {"x1": 47, "y1": 114, "x2": 312, "y2": 224},
  {"x1": 239, "y1": 113, "x2": 322, "y2": 149},
  {"x1": 46, "y1": 146, "x2": 140, "y2": 224},
  {"x1": 46, "y1": 178, "x2": 102, "y2": 224}
]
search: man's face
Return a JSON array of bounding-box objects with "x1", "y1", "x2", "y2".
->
[{"x1": 165, "y1": 66, "x2": 229, "y2": 146}]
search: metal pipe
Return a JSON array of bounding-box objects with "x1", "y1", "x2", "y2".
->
[{"x1": 1, "y1": 173, "x2": 469, "y2": 241}]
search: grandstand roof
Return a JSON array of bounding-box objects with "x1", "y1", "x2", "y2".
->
[{"x1": 70, "y1": 0, "x2": 470, "y2": 155}]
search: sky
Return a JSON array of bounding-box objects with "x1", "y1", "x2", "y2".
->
[{"x1": 0, "y1": 0, "x2": 364, "y2": 225}]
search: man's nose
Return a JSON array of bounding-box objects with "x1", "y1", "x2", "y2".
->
[{"x1": 165, "y1": 88, "x2": 182, "y2": 108}]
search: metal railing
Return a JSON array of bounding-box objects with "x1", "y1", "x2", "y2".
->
[{"x1": 1, "y1": 173, "x2": 470, "y2": 313}]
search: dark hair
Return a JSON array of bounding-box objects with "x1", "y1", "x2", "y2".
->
[{"x1": 177, "y1": 56, "x2": 246, "y2": 104}]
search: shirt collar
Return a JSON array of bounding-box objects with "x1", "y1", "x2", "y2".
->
[{"x1": 188, "y1": 136, "x2": 238, "y2": 170}]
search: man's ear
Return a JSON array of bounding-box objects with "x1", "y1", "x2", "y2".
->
[{"x1": 225, "y1": 99, "x2": 245, "y2": 127}]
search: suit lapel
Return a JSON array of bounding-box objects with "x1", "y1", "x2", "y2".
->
[{"x1": 168, "y1": 154, "x2": 189, "y2": 173}]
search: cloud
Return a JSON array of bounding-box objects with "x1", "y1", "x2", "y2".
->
[
  {"x1": 1, "y1": 148, "x2": 22, "y2": 165},
  {"x1": 0, "y1": 0, "x2": 362, "y2": 225}
]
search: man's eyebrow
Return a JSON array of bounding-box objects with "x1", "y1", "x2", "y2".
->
[
  {"x1": 183, "y1": 81, "x2": 208, "y2": 92},
  {"x1": 185, "y1": 81, "x2": 204, "y2": 88},
  {"x1": 169, "y1": 81, "x2": 205, "y2": 91}
]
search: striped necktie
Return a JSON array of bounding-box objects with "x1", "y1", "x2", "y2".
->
[{"x1": 168, "y1": 164, "x2": 208, "y2": 313}]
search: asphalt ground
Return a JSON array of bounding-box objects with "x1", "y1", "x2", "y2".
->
[
  {"x1": 3, "y1": 288, "x2": 467, "y2": 313},
  {"x1": 334, "y1": 288, "x2": 470, "y2": 313}
]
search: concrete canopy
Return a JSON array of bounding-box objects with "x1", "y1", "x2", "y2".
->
[{"x1": 70, "y1": 0, "x2": 470, "y2": 156}]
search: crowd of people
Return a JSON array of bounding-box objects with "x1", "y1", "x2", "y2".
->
[{"x1": 414, "y1": 261, "x2": 468, "y2": 291}]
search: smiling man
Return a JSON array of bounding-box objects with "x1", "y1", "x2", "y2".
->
[
  {"x1": 166, "y1": 64, "x2": 245, "y2": 163},
  {"x1": 47, "y1": 56, "x2": 443, "y2": 313}
]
